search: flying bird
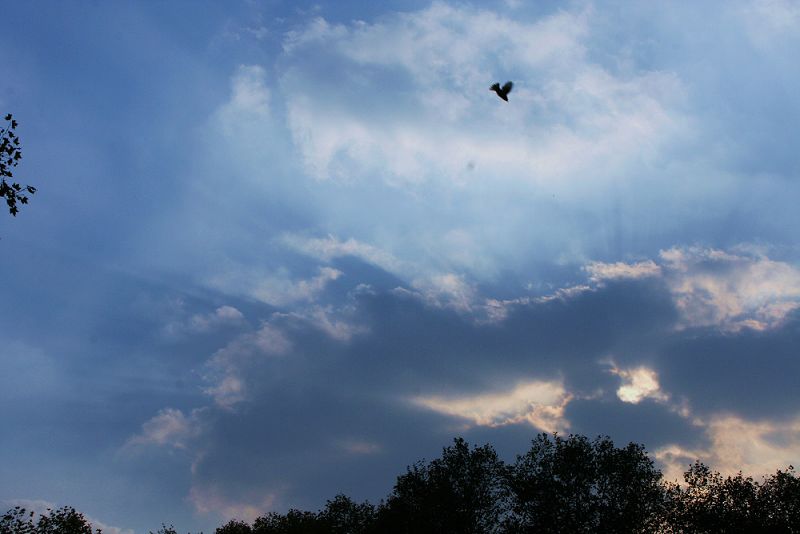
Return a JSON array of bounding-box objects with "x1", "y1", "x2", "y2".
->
[{"x1": 490, "y1": 81, "x2": 513, "y2": 102}]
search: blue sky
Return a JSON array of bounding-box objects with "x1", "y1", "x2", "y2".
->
[{"x1": 2, "y1": 0, "x2": 800, "y2": 532}]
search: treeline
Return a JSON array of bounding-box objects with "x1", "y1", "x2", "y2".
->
[{"x1": 3, "y1": 434, "x2": 799, "y2": 533}]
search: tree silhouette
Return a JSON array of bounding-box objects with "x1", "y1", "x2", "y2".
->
[
  {"x1": 215, "y1": 519, "x2": 252, "y2": 534},
  {"x1": 664, "y1": 461, "x2": 800, "y2": 533},
  {"x1": 318, "y1": 495, "x2": 377, "y2": 534},
  {"x1": 505, "y1": 434, "x2": 665, "y2": 533},
  {"x1": 0, "y1": 113, "x2": 35, "y2": 217},
  {"x1": 250, "y1": 509, "x2": 325, "y2": 534},
  {"x1": 374, "y1": 437, "x2": 508, "y2": 533},
  {"x1": 6, "y1": 434, "x2": 800, "y2": 534},
  {"x1": 1, "y1": 506, "x2": 99, "y2": 534}
]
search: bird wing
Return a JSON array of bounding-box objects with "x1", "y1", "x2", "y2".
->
[{"x1": 502, "y1": 81, "x2": 513, "y2": 94}]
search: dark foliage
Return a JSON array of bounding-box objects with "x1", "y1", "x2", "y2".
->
[
  {"x1": 1, "y1": 506, "x2": 99, "y2": 534},
  {"x1": 6, "y1": 435, "x2": 800, "y2": 534},
  {"x1": 374, "y1": 438, "x2": 508, "y2": 533},
  {"x1": 662, "y1": 462, "x2": 800, "y2": 533},
  {"x1": 505, "y1": 434, "x2": 665, "y2": 533},
  {"x1": 0, "y1": 113, "x2": 35, "y2": 217}
]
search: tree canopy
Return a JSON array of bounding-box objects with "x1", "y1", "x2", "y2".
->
[
  {"x1": 4, "y1": 434, "x2": 799, "y2": 533},
  {"x1": 0, "y1": 113, "x2": 35, "y2": 217},
  {"x1": 211, "y1": 434, "x2": 799, "y2": 534},
  {"x1": 1, "y1": 506, "x2": 99, "y2": 534}
]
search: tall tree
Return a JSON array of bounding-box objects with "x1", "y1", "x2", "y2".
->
[
  {"x1": 506, "y1": 434, "x2": 666, "y2": 533},
  {"x1": 0, "y1": 113, "x2": 35, "y2": 217},
  {"x1": 375, "y1": 437, "x2": 508, "y2": 533}
]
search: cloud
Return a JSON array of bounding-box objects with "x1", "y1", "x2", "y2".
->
[
  {"x1": 584, "y1": 246, "x2": 800, "y2": 332},
  {"x1": 164, "y1": 305, "x2": 245, "y2": 337},
  {"x1": 189, "y1": 484, "x2": 278, "y2": 524},
  {"x1": 409, "y1": 273, "x2": 478, "y2": 312},
  {"x1": 656, "y1": 413, "x2": 800, "y2": 482},
  {"x1": 608, "y1": 364, "x2": 669, "y2": 404},
  {"x1": 282, "y1": 234, "x2": 407, "y2": 277},
  {"x1": 253, "y1": 267, "x2": 343, "y2": 306},
  {"x1": 124, "y1": 408, "x2": 204, "y2": 451},
  {"x1": 660, "y1": 246, "x2": 800, "y2": 331},
  {"x1": 286, "y1": 305, "x2": 366, "y2": 341},
  {"x1": 413, "y1": 379, "x2": 572, "y2": 433},
  {"x1": 281, "y1": 2, "x2": 688, "y2": 188},
  {"x1": 208, "y1": 267, "x2": 343, "y2": 307},
  {"x1": 217, "y1": 65, "x2": 271, "y2": 130},
  {"x1": 204, "y1": 322, "x2": 292, "y2": 408},
  {"x1": 585, "y1": 260, "x2": 661, "y2": 283},
  {"x1": 742, "y1": 0, "x2": 800, "y2": 42}
]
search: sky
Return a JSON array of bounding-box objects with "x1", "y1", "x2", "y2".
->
[{"x1": 2, "y1": 0, "x2": 800, "y2": 532}]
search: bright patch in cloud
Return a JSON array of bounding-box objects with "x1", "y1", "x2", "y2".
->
[
  {"x1": 585, "y1": 260, "x2": 661, "y2": 282},
  {"x1": 660, "y1": 246, "x2": 800, "y2": 331},
  {"x1": 414, "y1": 379, "x2": 572, "y2": 433},
  {"x1": 609, "y1": 364, "x2": 669, "y2": 404},
  {"x1": 656, "y1": 413, "x2": 800, "y2": 482}
]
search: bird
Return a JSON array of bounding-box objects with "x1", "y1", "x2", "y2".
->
[{"x1": 490, "y1": 81, "x2": 513, "y2": 102}]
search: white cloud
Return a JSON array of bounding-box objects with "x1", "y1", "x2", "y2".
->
[
  {"x1": 289, "y1": 305, "x2": 366, "y2": 341},
  {"x1": 217, "y1": 65, "x2": 270, "y2": 131},
  {"x1": 660, "y1": 246, "x2": 800, "y2": 331},
  {"x1": 208, "y1": 266, "x2": 342, "y2": 307},
  {"x1": 656, "y1": 413, "x2": 800, "y2": 483},
  {"x1": 583, "y1": 247, "x2": 800, "y2": 332},
  {"x1": 165, "y1": 305, "x2": 245, "y2": 337},
  {"x1": 281, "y1": 3, "x2": 688, "y2": 187},
  {"x1": 281, "y1": 234, "x2": 407, "y2": 276},
  {"x1": 410, "y1": 273, "x2": 477, "y2": 312},
  {"x1": 253, "y1": 267, "x2": 342, "y2": 306},
  {"x1": 414, "y1": 379, "x2": 572, "y2": 433},
  {"x1": 585, "y1": 260, "x2": 661, "y2": 283},
  {"x1": 205, "y1": 375, "x2": 247, "y2": 410},
  {"x1": 124, "y1": 408, "x2": 204, "y2": 451},
  {"x1": 608, "y1": 364, "x2": 669, "y2": 404}
]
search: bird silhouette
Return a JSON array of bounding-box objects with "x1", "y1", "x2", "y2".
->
[{"x1": 490, "y1": 81, "x2": 513, "y2": 101}]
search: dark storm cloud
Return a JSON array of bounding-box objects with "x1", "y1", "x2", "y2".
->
[{"x1": 657, "y1": 312, "x2": 800, "y2": 419}]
